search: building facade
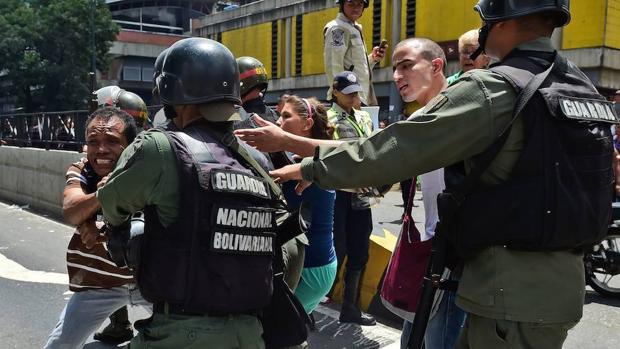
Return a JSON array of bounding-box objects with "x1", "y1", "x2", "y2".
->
[
  {"x1": 102, "y1": 0, "x2": 218, "y2": 105},
  {"x1": 194, "y1": 0, "x2": 620, "y2": 120}
]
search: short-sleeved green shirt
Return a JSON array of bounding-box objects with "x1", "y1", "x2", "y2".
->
[{"x1": 300, "y1": 37, "x2": 585, "y2": 324}]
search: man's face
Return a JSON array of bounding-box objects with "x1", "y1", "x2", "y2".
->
[
  {"x1": 85, "y1": 116, "x2": 128, "y2": 177},
  {"x1": 343, "y1": 0, "x2": 365, "y2": 22},
  {"x1": 392, "y1": 45, "x2": 436, "y2": 103},
  {"x1": 459, "y1": 42, "x2": 490, "y2": 72}
]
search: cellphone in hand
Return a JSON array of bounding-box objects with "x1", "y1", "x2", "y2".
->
[{"x1": 380, "y1": 39, "x2": 388, "y2": 49}]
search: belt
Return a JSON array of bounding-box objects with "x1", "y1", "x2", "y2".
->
[{"x1": 153, "y1": 302, "x2": 259, "y2": 317}]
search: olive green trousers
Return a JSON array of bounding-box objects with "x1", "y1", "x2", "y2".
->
[
  {"x1": 455, "y1": 313, "x2": 577, "y2": 349},
  {"x1": 130, "y1": 312, "x2": 265, "y2": 349}
]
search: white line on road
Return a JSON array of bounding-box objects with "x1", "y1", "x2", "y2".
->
[{"x1": 0, "y1": 252, "x2": 68, "y2": 285}]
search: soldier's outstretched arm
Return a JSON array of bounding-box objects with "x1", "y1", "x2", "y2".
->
[{"x1": 298, "y1": 71, "x2": 517, "y2": 190}]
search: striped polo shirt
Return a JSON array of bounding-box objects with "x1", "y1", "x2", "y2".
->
[{"x1": 65, "y1": 159, "x2": 134, "y2": 291}]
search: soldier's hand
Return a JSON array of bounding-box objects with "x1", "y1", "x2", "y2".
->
[
  {"x1": 270, "y1": 164, "x2": 303, "y2": 184},
  {"x1": 371, "y1": 45, "x2": 387, "y2": 62},
  {"x1": 234, "y1": 115, "x2": 288, "y2": 152}
]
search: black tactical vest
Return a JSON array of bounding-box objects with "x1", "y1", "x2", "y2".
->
[
  {"x1": 446, "y1": 50, "x2": 617, "y2": 257},
  {"x1": 137, "y1": 124, "x2": 282, "y2": 314}
]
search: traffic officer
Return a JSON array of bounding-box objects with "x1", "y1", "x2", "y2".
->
[
  {"x1": 236, "y1": 56, "x2": 278, "y2": 124},
  {"x1": 324, "y1": 0, "x2": 386, "y2": 106},
  {"x1": 237, "y1": 1, "x2": 617, "y2": 348},
  {"x1": 97, "y1": 37, "x2": 281, "y2": 348},
  {"x1": 95, "y1": 86, "x2": 150, "y2": 132},
  {"x1": 328, "y1": 71, "x2": 376, "y2": 326}
]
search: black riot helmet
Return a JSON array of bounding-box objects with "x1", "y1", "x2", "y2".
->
[
  {"x1": 157, "y1": 38, "x2": 241, "y2": 107},
  {"x1": 474, "y1": 0, "x2": 571, "y2": 26},
  {"x1": 153, "y1": 47, "x2": 169, "y2": 86},
  {"x1": 152, "y1": 48, "x2": 168, "y2": 100},
  {"x1": 237, "y1": 56, "x2": 269, "y2": 97},
  {"x1": 470, "y1": 0, "x2": 570, "y2": 61}
]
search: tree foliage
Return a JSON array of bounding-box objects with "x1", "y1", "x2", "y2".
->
[{"x1": 0, "y1": 0, "x2": 119, "y2": 112}]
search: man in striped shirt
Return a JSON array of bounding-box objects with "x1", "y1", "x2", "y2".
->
[{"x1": 45, "y1": 108, "x2": 151, "y2": 349}]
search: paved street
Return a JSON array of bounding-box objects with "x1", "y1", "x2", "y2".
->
[{"x1": 1, "y1": 189, "x2": 620, "y2": 348}]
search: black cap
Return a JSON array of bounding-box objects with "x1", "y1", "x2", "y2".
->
[{"x1": 333, "y1": 71, "x2": 363, "y2": 95}]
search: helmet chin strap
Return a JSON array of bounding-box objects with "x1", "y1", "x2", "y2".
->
[{"x1": 470, "y1": 22, "x2": 493, "y2": 61}]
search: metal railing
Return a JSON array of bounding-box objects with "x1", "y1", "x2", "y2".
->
[
  {"x1": 0, "y1": 106, "x2": 163, "y2": 152},
  {"x1": 0, "y1": 110, "x2": 89, "y2": 151}
]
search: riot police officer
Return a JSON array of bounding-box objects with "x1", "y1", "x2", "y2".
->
[
  {"x1": 97, "y1": 37, "x2": 281, "y2": 348},
  {"x1": 236, "y1": 56, "x2": 278, "y2": 125},
  {"x1": 236, "y1": 1, "x2": 618, "y2": 348}
]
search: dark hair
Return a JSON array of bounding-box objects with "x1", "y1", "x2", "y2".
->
[
  {"x1": 85, "y1": 107, "x2": 138, "y2": 144},
  {"x1": 284, "y1": 95, "x2": 334, "y2": 140}
]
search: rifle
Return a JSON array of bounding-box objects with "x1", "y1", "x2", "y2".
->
[{"x1": 407, "y1": 192, "x2": 459, "y2": 349}]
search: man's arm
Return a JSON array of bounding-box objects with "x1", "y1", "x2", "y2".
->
[
  {"x1": 63, "y1": 188, "x2": 100, "y2": 226},
  {"x1": 298, "y1": 71, "x2": 517, "y2": 190},
  {"x1": 62, "y1": 162, "x2": 102, "y2": 225}
]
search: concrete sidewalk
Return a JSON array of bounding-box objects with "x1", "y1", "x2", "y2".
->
[{"x1": 308, "y1": 305, "x2": 401, "y2": 349}]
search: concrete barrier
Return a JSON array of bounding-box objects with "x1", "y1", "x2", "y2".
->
[{"x1": 0, "y1": 146, "x2": 82, "y2": 217}]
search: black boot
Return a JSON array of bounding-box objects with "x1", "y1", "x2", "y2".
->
[
  {"x1": 339, "y1": 268, "x2": 376, "y2": 326},
  {"x1": 93, "y1": 307, "x2": 134, "y2": 345}
]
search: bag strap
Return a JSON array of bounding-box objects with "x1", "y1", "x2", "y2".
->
[
  {"x1": 450, "y1": 53, "x2": 559, "y2": 201},
  {"x1": 405, "y1": 177, "x2": 418, "y2": 216}
]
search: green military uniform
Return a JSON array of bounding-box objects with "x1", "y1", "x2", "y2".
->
[
  {"x1": 301, "y1": 38, "x2": 583, "y2": 347},
  {"x1": 97, "y1": 107, "x2": 265, "y2": 349},
  {"x1": 324, "y1": 13, "x2": 378, "y2": 106}
]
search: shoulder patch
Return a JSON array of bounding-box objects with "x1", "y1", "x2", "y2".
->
[
  {"x1": 331, "y1": 28, "x2": 345, "y2": 47},
  {"x1": 558, "y1": 97, "x2": 618, "y2": 123},
  {"x1": 424, "y1": 94, "x2": 449, "y2": 114}
]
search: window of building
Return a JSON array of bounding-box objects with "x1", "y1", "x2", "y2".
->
[
  {"x1": 112, "y1": 7, "x2": 185, "y2": 35},
  {"x1": 142, "y1": 67, "x2": 154, "y2": 82},
  {"x1": 123, "y1": 66, "x2": 142, "y2": 81}
]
